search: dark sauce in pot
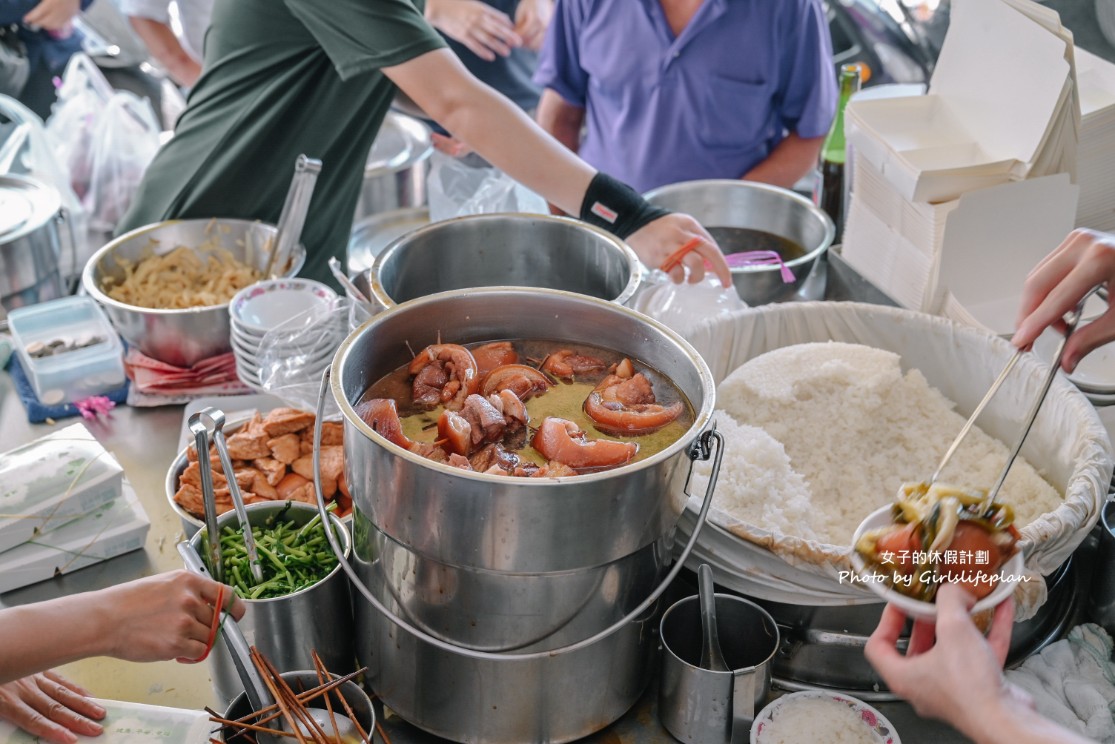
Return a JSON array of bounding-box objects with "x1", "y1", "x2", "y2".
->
[
  {"x1": 706, "y1": 226, "x2": 807, "y2": 263},
  {"x1": 359, "y1": 339, "x2": 695, "y2": 468}
]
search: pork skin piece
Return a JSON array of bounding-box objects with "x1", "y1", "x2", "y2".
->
[{"x1": 461, "y1": 394, "x2": 506, "y2": 446}]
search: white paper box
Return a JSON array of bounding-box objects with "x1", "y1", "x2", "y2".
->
[
  {"x1": 0, "y1": 423, "x2": 124, "y2": 553},
  {"x1": 0, "y1": 480, "x2": 150, "y2": 594},
  {"x1": 0, "y1": 698, "x2": 209, "y2": 742}
]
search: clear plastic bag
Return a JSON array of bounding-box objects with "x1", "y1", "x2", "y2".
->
[
  {"x1": 255, "y1": 298, "x2": 349, "y2": 417},
  {"x1": 84, "y1": 91, "x2": 161, "y2": 232},
  {"x1": 45, "y1": 54, "x2": 114, "y2": 202},
  {"x1": 630, "y1": 269, "x2": 747, "y2": 336},
  {"x1": 427, "y1": 150, "x2": 547, "y2": 221}
]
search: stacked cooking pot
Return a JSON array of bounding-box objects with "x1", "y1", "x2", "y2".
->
[
  {"x1": 322, "y1": 288, "x2": 721, "y2": 743},
  {"x1": 0, "y1": 175, "x2": 70, "y2": 311}
]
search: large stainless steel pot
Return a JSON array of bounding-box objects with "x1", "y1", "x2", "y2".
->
[
  {"x1": 367, "y1": 214, "x2": 642, "y2": 312},
  {"x1": 314, "y1": 288, "x2": 723, "y2": 743},
  {"x1": 0, "y1": 175, "x2": 71, "y2": 311},
  {"x1": 347, "y1": 206, "x2": 429, "y2": 275},
  {"x1": 354, "y1": 112, "x2": 432, "y2": 222},
  {"x1": 643, "y1": 180, "x2": 835, "y2": 306},
  {"x1": 82, "y1": 219, "x2": 305, "y2": 368}
]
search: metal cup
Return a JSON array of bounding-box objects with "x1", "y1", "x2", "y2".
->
[
  {"x1": 186, "y1": 501, "x2": 355, "y2": 707},
  {"x1": 659, "y1": 593, "x2": 780, "y2": 744}
]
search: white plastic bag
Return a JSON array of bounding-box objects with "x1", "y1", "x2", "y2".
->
[
  {"x1": 45, "y1": 54, "x2": 114, "y2": 202},
  {"x1": 427, "y1": 150, "x2": 547, "y2": 221},
  {"x1": 84, "y1": 91, "x2": 161, "y2": 232},
  {"x1": 255, "y1": 300, "x2": 348, "y2": 418},
  {"x1": 630, "y1": 269, "x2": 747, "y2": 336}
]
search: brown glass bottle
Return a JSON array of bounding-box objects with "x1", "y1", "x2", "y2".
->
[{"x1": 817, "y1": 63, "x2": 863, "y2": 241}]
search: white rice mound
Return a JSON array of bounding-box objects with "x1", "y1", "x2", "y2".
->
[
  {"x1": 711, "y1": 341, "x2": 1062, "y2": 548},
  {"x1": 756, "y1": 695, "x2": 883, "y2": 744}
]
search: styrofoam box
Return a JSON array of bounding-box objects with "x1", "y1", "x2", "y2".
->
[
  {"x1": 0, "y1": 697, "x2": 209, "y2": 742},
  {"x1": 7, "y1": 296, "x2": 126, "y2": 406},
  {"x1": 0, "y1": 423, "x2": 124, "y2": 553},
  {"x1": 0, "y1": 479, "x2": 149, "y2": 594}
]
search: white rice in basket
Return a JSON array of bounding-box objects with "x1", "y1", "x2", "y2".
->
[{"x1": 697, "y1": 342, "x2": 1061, "y2": 548}]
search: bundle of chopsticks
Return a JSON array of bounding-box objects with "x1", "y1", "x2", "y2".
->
[{"x1": 207, "y1": 648, "x2": 384, "y2": 744}]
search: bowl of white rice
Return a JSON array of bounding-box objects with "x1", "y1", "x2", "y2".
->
[{"x1": 751, "y1": 690, "x2": 899, "y2": 744}]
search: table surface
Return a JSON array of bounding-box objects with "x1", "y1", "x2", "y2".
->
[{"x1": 0, "y1": 256, "x2": 1086, "y2": 743}]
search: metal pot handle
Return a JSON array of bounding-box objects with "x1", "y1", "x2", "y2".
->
[{"x1": 312, "y1": 367, "x2": 724, "y2": 663}]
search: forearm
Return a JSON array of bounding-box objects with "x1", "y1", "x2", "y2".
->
[
  {"x1": 742, "y1": 132, "x2": 824, "y2": 189},
  {"x1": 128, "y1": 17, "x2": 201, "y2": 87},
  {"x1": 965, "y1": 699, "x2": 1093, "y2": 744},
  {"x1": 0, "y1": 594, "x2": 110, "y2": 684},
  {"x1": 387, "y1": 49, "x2": 594, "y2": 214},
  {"x1": 535, "y1": 88, "x2": 583, "y2": 154}
]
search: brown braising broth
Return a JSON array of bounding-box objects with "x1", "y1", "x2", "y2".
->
[
  {"x1": 706, "y1": 226, "x2": 807, "y2": 262},
  {"x1": 360, "y1": 339, "x2": 694, "y2": 468}
]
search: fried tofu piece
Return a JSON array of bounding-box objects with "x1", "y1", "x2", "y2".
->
[
  {"x1": 276, "y1": 472, "x2": 316, "y2": 504},
  {"x1": 252, "y1": 458, "x2": 287, "y2": 487},
  {"x1": 267, "y1": 433, "x2": 301, "y2": 465},
  {"x1": 238, "y1": 467, "x2": 278, "y2": 500},
  {"x1": 225, "y1": 426, "x2": 271, "y2": 460},
  {"x1": 173, "y1": 484, "x2": 233, "y2": 519},
  {"x1": 320, "y1": 421, "x2": 344, "y2": 446},
  {"x1": 261, "y1": 408, "x2": 315, "y2": 437},
  {"x1": 290, "y1": 453, "x2": 339, "y2": 499}
]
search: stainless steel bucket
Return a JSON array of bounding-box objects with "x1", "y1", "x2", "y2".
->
[
  {"x1": 643, "y1": 180, "x2": 834, "y2": 306},
  {"x1": 314, "y1": 288, "x2": 723, "y2": 743},
  {"x1": 220, "y1": 670, "x2": 375, "y2": 742},
  {"x1": 186, "y1": 501, "x2": 355, "y2": 707},
  {"x1": 354, "y1": 112, "x2": 432, "y2": 222},
  {"x1": 366, "y1": 214, "x2": 643, "y2": 312},
  {"x1": 0, "y1": 175, "x2": 69, "y2": 311}
]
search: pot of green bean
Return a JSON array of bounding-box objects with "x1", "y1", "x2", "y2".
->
[{"x1": 186, "y1": 500, "x2": 354, "y2": 707}]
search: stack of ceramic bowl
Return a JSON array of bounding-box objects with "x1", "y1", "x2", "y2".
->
[{"x1": 228, "y1": 279, "x2": 342, "y2": 392}]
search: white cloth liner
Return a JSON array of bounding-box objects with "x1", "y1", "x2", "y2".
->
[{"x1": 677, "y1": 302, "x2": 1113, "y2": 615}]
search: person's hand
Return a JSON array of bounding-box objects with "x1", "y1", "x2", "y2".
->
[
  {"x1": 427, "y1": 0, "x2": 523, "y2": 62},
  {"x1": 93, "y1": 570, "x2": 245, "y2": 663},
  {"x1": 865, "y1": 584, "x2": 1027, "y2": 732},
  {"x1": 0, "y1": 671, "x2": 105, "y2": 744},
  {"x1": 514, "y1": 0, "x2": 553, "y2": 51},
  {"x1": 626, "y1": 214, "x2": 733, "y2": 288},
  {"x1": 1011, "y1": 228, "x2": 1115, "y2": 373},
  {"x1": 23, "y1": 0, "x2": 81, "y2": 32}
]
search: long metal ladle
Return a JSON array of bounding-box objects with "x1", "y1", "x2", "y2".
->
[
  {"x1": 929, "y1": 286, "x2": 1099, "y2": 491},
  {"x1": 697, "y1": 564, "x2": 729, "y2": 672}
]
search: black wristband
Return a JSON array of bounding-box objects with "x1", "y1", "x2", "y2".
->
[{"x1": 579, "y1": 172, "x2": 671, "y2": 239}]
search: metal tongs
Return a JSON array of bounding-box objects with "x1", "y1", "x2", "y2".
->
[
  {"x1": 929, "y1": 286, "x2": 1101, "y2": 499},
  {"x1": 188, "y1": 407, "x2": 264, "y2": 584},
  {"x1": 265, "y1": 154, "x2": 323, "y2": 279}
]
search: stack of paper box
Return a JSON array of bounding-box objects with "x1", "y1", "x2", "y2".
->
[
  {"x1": 0, "y1": 423, "x2": 150, "y2": 594},
  {"x1": 842, "y1": 0, "x2": 1082, "y2": 332},
  {"x1": 1075, "y1": 48, "x2": 1115, "y2": 232}
]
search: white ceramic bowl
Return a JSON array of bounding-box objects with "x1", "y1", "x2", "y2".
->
[
  {"x1": 849, "y1": 505, "x2": 1026, "y2": 620},
  {"x1": 751, "y1": 691, "x2": 900, "y2": 744},
  {"x1": 229, "y1": 279, "x2": 338, "y2": 334}
]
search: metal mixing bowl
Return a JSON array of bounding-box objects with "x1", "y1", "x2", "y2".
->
[
  {"x1": 82, "y1": 219, "x2": 306, "y2": 368},
  {"x1": 366, "y1": 213, "x2": 643, "y2": 311},
  {"x1": 643, "y1": 179, "x2": 835, "y2": 305}
]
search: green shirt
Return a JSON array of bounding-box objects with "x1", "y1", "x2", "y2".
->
[{"x1": 117, "y1": 0, "x2": 446, "y2": 285}]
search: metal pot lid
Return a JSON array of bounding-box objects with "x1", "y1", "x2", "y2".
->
[
  {"x1": 347, "y1": 207, "x2": 430, "y2": 273},
  {"x1": 0, "y1": 175, "x2": 61, "y2": 242},
  {"x1": 365, "y1": 112, "x2": 433, "y2": 177}
]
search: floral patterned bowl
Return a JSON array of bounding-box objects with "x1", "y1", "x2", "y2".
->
[{"x1": 751, "y1": 690, "x2": 901, "y2": 744}]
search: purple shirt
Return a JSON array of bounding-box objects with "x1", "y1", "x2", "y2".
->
[{"x1": 534, "y1": 0, "x2": 837, "y2": 193}]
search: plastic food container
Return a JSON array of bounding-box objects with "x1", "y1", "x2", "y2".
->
[{"x1": 7, "y1": 296, "x2": 126, "y2": 405}]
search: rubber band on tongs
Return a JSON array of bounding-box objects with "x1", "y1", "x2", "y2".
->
[
  {"x1": 659, "y1": 237, "x2": 707, "y2": 275},
  {"x1": 177, "y1": 585, "x2": 225, "y2": 664},
  {"x1": 724, "y1": 250, "x2": 796, "y2": 284}
]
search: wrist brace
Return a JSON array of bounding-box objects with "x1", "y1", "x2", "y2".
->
[{"x1": 578, "y1": 172, "x2": 670, "y2": 239}]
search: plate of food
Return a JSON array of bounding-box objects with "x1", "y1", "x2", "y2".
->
[
  {"x1": 850, "y1": 481, "x2": 1025, "y2": 619},
  {"x1": 751, "y1": 690, "x2": 900, "y2": 744}
]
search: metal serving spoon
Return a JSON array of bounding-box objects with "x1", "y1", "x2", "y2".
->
[{"x1": 698, "y1": 563, "x2": 730, "y2": 672}]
